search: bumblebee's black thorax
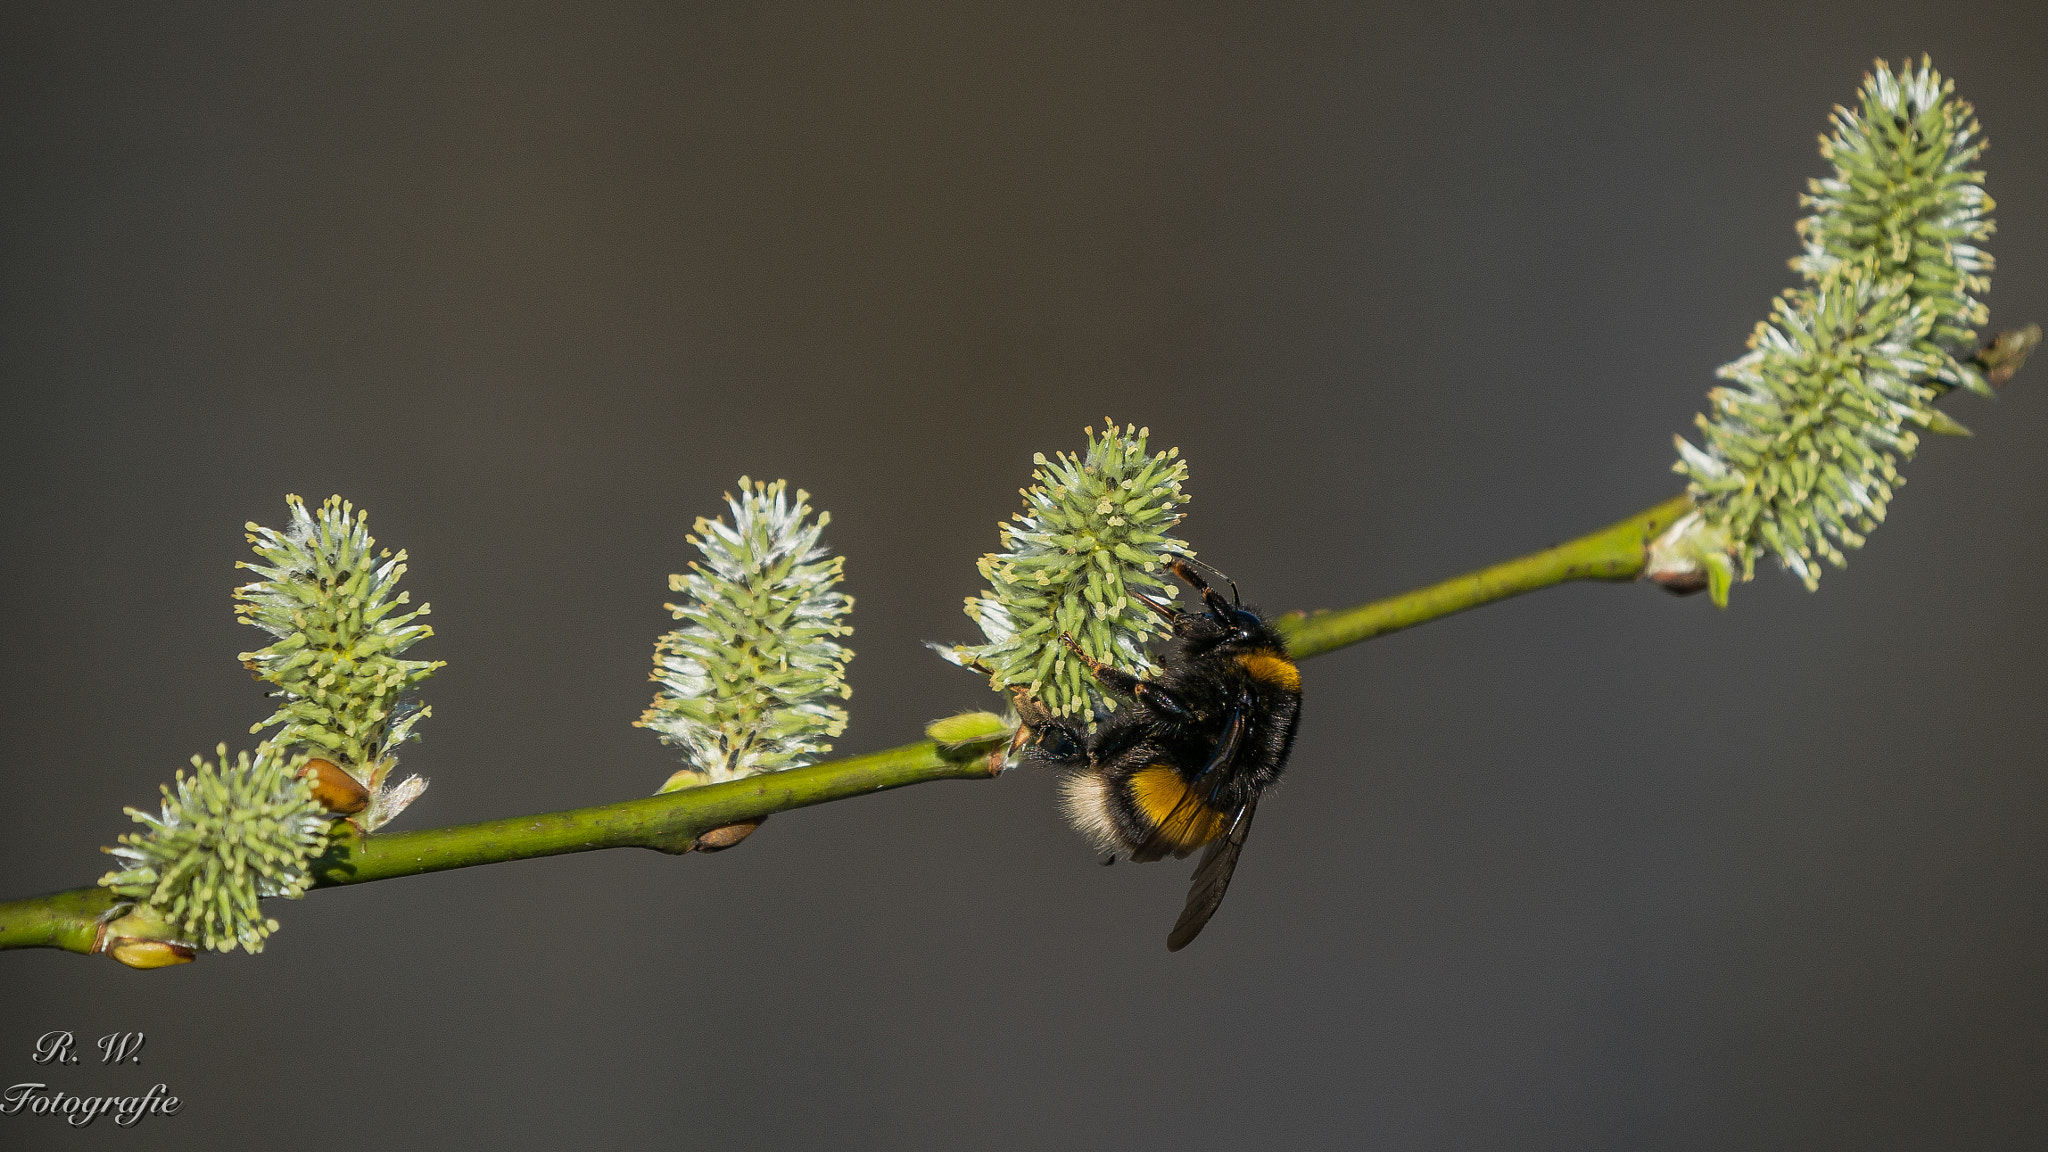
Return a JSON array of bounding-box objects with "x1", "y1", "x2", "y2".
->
[{"x1": 1099, "y1": 629, "x2": 1301, "y2": 809}]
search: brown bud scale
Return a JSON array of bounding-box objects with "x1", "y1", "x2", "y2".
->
[
  {"x1": 692, "y1": 819, "x2": 764, "y2": 852},
  {"x1": 300, "y1": 757, "x2": 370, "y2": 815}
]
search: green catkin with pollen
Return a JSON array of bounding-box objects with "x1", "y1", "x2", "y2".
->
[
  {"x1": 1674, "y1": 57, "x2": 1995, "y2": 592},
  {"x1": 98, "y1": 745, "x2": 329, "y2": 955},
  {"x1": 940, "y1": 419, "x2": 1192, "y2": 722},
  {"x1": 236, "y1": 495, "x2": 443, "y2": 778},
  {"x1": 636, "y1": 478, "x2": 854, "y2": 786}
]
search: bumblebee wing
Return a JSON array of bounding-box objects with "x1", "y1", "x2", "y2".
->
[
  {"x1": 1129, "y1": 692, "x2": 1248, "y2": 864},
  {"x1": 1166, "y1": 796, "x2": 1258, "y2": 952}
]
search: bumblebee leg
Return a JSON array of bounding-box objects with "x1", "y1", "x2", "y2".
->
[
  {"x1": 1129, "y1": 584, "x2": 1219, "y2": 646},
  {"x1": 1059, "y1": 632, "x2": 1199, "y2": 723},
  {"x1": 1026, "y1": 720, "x2": 1083, "y2": 762},
  {"x1": 1190, "y1": 691, "x2": 1251, "y2": 790},
  {"x1": 1011, "y1": 688, "x2": 1051, "y2": 732},
  {"x1": 997, "y1": 688, "x2": 1085, "y2": 768},
  {"x1": 1059, "y1": 632, "x2": 1140, "y2": 692},
  {"x1": 1166, "y1": 554, "x2": 1237, "y2": 620},
  {"x1": 1084, "y1": 715, "x2": 1147, "y2": 764},
  {"x1": 1133, "y1": 683, "x2": 1198, "y2": 723}
]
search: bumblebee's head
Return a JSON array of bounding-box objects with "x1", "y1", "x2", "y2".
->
[
  {"x1": 1220, "y1": 605, "x2": 1266, "y2": 641},
  {"x1": 1178, "y1": 600, "x2": 1281, "y2": 653},
  {"x1": 1141, "y1": 555, "x2": 1280, "y2": 654}
]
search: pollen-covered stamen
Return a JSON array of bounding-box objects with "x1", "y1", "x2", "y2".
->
[
  {"x1": 636, "y1": 478, "x2": 853, "y2": 786},
  {"x1": 97, "y1": 744, "x2": 330, "y2": 956},
  {"x1": 236, "y1": 495, "x2": 441, "y2": 828},
  {"x1": 1672, "y1": 57, "x2": 2001, "y2": 600},
  {"x1": 940, "y1": 419, "x2": 1193, "y2": 722}
]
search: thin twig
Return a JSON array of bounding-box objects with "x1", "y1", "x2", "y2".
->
[{"x1": 0, "y1": 492, "x2": 1698, "y2": 960}]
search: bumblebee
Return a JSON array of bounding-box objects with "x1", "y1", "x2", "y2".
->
[{"x1": 1020, "y1": 555, "x2": 1302, "y2": 950}]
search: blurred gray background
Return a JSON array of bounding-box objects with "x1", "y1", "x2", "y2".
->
[{"x1": 3, "y1": 3, "x2": 2045, "y2": 1149}]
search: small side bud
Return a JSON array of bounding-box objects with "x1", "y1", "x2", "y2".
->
[
  {"x1": 1647, "y1": 567, "x2": 1707, "y2": 596},
  {"x1": 108, "y1": 938, "x2": 196, "y2": 969},
  {"x1": 657, "y1": 768, "x2": 711, "y2": 794},
  {"x1": 1643, "y1": 510, "x2": 1735, "y2": 607},
  {"x1": 926, "y1": 711, "x2": 1011, "y2": 749},
  {"x1": 692, "y1": 819, "x2": 764, "y2": 852},
  {"x1": 96, "y1": 907, "x2": 197, "y2": 969}
]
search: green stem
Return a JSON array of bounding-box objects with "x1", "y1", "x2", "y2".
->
[
  {"x1": 0, "y1": 886, "x2": 120, "y2": 954},
  {"x1": 1, "y1": 492, "x2": 1692, "y2": 958},
  {"x1": 1276, "y1": 494, "x2": 1693, "y2": 657},
  {"x1": 312, "y1": 739, "x2": 986, "y2": 885}
]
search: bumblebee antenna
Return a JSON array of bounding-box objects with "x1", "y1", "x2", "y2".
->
[{"x1": 1127, "y1": 587, "x2": 1179, "y2": 624}]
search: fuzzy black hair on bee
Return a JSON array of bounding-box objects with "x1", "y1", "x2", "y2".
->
[{"x1": 1019, "y1": 555, "x2": 1301, "y2": 950}]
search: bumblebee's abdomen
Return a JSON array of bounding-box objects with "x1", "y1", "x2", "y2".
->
[
  {"x1": 1128, "y1": 764, "x2": 1228, "y2": 853},
  {"x1": 1056, "y1": 758, "x2": 1228, "y2": 858}
]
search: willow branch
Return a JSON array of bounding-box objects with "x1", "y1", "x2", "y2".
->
[
  {"x1": 0, "y1": 489, "x2": 1710, "y2": 959},
  {"x1": 1277, "y1": 494, "x2": 1692, "y2": 656}
]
